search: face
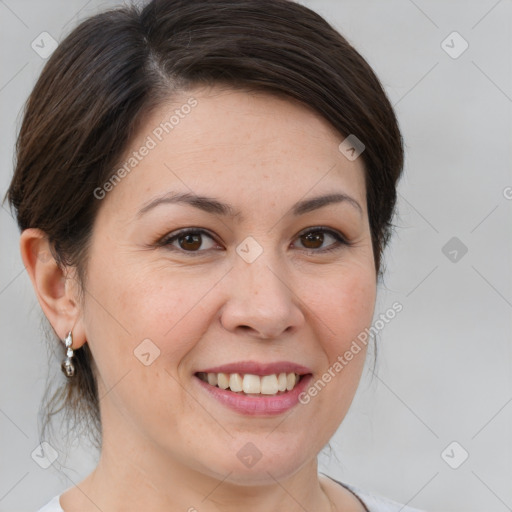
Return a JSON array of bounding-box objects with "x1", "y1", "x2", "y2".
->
[{"x1": 79, "y1": 86, "x2": 376, "y2": 484}]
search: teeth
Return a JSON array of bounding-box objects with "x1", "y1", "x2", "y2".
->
[
  {"x1": 229, "y1": 373, "x2": 243, "y2": 392},
  {"x1": 277, "y1": 372, "x2": 287, "y2": 392},
  {"x1": 286, "y1": 372, "x2": 296, "y2": 391},
  {"x1": 198, "y1": 371, "x2": 301, "y2": 395},
  {"x1": 260, "y1": 374, "x2": 278, "y2": 394},
  {"x1": 217, "y1": 372, "x2": 229, "y2": 389},
  {"x1": 242, "y1": 374, "x2": 261, "y2": 394}
]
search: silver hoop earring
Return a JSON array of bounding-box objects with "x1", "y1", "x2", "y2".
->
[{"x1": 61, "y1": 331, "x2": 75, "y2": 378}]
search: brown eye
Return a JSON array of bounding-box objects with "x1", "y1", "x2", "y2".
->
[
  {"x1": 160, "y1": 229, "x2": 218, "y2": 254},
  {"x1": 178, "y1": 233, "x2": 202, "y2": 251},
  {"x1": 300, "y1": 231, "x2": 325, "y2": 250},
  {"x1": 294, "y1": 227, "x2": 348, "y2": 253}
]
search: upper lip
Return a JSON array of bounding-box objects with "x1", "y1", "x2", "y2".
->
[{"x1": 196, "y1": 361, "x2": 312, "y2": 376}]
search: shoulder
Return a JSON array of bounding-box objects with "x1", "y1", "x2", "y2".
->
[
  {"x1": 35, "y1": 494, "x2": 64, "y2": 512},
  {"x1": 344, "y1": 482, "x2": 426, "y2": 512}
]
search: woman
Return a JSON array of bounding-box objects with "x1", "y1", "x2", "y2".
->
[{"x1": 7, "y1": 0, "x2": 423, "y2": 510}]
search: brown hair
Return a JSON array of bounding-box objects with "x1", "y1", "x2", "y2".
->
[{"x1": 6, "y1": 0, "x2": 404, "y2": 452}]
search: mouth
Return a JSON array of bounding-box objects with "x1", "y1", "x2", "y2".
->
[
  {"x1": 195, "y1": 371, "x2": 305, "y2": 396},
  {"x1": 193, "y1": 362, "x2": 313, "y2": 416}
]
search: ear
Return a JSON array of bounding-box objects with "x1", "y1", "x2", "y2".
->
[{"x1": 20, "y1": 228, "x2": 87, "y2": 349}]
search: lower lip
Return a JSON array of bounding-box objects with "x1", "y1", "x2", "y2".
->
[{"x1": 194, "y1": 374, "x2": 313, "y2": 416}]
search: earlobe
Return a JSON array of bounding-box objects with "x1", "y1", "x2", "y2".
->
[{"x1": 19, "y1": 228, "x2": 87, "y2": 349}]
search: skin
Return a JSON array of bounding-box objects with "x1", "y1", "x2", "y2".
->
[{"x1": 21, "y1": 85, "x2": 376, "y2": 512}]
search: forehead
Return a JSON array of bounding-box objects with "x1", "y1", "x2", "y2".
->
[{"x1": 98, "y1": 85, "x2": 367, "y2": 220}]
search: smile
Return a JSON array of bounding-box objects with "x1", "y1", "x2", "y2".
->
[
  {"x1": 193, "y1": 363, "x2": 313, "y2": 415},
  {"x1": 196, "y1": 371, "x2": 302, "y2": 396}
]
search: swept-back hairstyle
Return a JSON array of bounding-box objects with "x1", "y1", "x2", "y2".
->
[{"x1": 7, "y1": 0, "x2": 403, "y2": 452}]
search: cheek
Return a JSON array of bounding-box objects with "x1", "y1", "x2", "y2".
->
[
  {"x1": 82, "y1": 254, "x2": 217, "y2": 370},
  {"x1": 305, "y1": 263, "x2": 376, "y2": 358},
  {"x1": 80, "y1": 259, "x2": 199, "y2": 424},
  {"x1": 297, "y1": 268, "x2": 375, "y2": 431}
]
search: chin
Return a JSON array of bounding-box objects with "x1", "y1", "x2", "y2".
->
[{"x1": 195, "y1": 433, "x2": 317, "y2": 485}]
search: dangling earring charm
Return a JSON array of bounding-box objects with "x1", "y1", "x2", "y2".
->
[{"x1": 61, "y1": 331, "x2": 75, "y2": 378}]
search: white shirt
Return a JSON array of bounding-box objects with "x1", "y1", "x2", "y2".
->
[{"x1": 36, "y1": 481, "x2": 425, "y2": 512}]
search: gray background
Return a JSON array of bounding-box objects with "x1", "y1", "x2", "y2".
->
[{"x1": 1, "y1": 1, "x2": 511, "y2": 511}]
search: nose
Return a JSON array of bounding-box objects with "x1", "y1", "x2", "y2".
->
[{"x1": 219, "y1": 256, "x2": 305, "y2": 340}]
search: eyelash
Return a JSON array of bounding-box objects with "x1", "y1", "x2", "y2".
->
[{"x1": 157, "y1": 226, "x2": 352, "y2": 256}]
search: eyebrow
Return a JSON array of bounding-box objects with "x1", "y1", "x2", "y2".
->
[{"x1": 137, "y1": 191, "x2": 363, "y2": 220}]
